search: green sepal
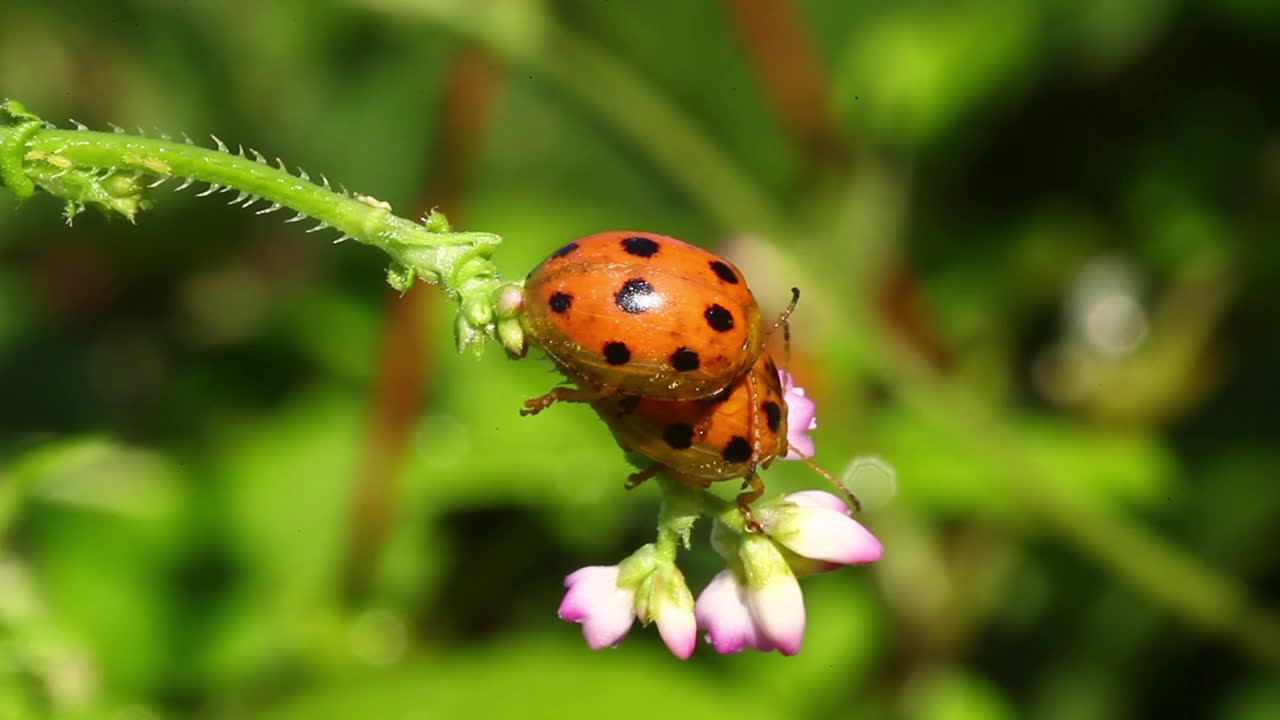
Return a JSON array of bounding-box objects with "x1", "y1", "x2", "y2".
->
[
  {"x1": 616, "y1": 543, "x2": 659, "y2": 588},
  {"x1": 386, "y1": 262, "x2": 417, "y2": 293}
]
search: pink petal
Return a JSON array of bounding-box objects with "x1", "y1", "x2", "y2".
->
[
  {"x1": 558, "y1": 566, "x2": 636, "y2": 649},
  {"x1": 773, "y1": 508, "x2": 883, "y2": 565},
  {"x1": 785, "y1": 435, "x2": 815, "y2": 461},
  {"x1": 654, "y1": 600, "x2": 697, "y2": 659},
  {"x1": 779, "y1": 370, "x2": 817, "y2": 460},
  {"x1": 649, "y1": 567, "x2": 697, "y2": 659},
  {"x1": 747, "y1": 567, "x2": 806, "y2": 656},
  {"x1": 695, "y1": 570, "x2": 770, "y2": 654},
  {"x1": 558, "y1": 566, "x2": 612, "y2": 619},
  {"x1": 783, "y1": 490, "x2": 850, "y2": 514}
]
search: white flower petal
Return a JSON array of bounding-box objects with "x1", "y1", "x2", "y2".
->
[
  {"x1": 739, "y1": 537, "x2": 806, "y2": 655},
  {"x1": 655, "y1": 600, "x2": 697, "y2": 659},
  {"x1": 650, "y1": 567, "x2": 697, "y2": 659},
  {"x1": 747, "y1": 567, "x2": 805, "y2": 656},
  {"x1": 783, "y1": 490, "x2": 850, "y2": 514},
  {"x1": 773, "y1": 507, "x2": 883, "y2": 565}
]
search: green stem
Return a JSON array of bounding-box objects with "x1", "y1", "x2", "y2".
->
[
  {"x1": 654, "y1": 476, "x2": 715, "y2": 562},
  {"x1": 0, "y1": 102, "x2": 525, "y2": 356},
  {"x1": 22, "y1": 129, "x2": 495, "y2": 270}
]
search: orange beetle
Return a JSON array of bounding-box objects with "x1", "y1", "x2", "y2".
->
[
  {"x1": 591, "y1": 351, "x2": 789, "y2": 522},
  {"x1": 520, "y1": 231, "x2": 763, "y2": 414}
]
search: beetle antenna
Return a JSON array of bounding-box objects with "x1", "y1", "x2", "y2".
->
[
  {"x1": 762, "y1": 287, "x2": 799, "y2": 368},
  {"x1": 764, "y1": 287, "x2": 800, "y2": 340},
  {"x1": 802, "y1": 456, "x2": 862, "y2": 512}
]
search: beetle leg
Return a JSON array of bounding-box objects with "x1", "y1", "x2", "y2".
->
[
  {"x1": 520, "y1": 385, "x2": 611, "y2": 416},
  {"x1": 735, "y1": 473, "x2": 765, "y2": 532},
  {"x1": 625, "y1": 463, "x2": 662, "y2": 490}
]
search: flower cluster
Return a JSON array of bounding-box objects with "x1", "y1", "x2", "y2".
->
[
  {"x1": 558, "y1": 371, "x2": 883, "y2": 657},
  {"x1": 558, "y1": 546, "x2": 697, "y2": 658}
]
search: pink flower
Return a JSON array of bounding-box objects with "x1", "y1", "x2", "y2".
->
[
  {"x1": 696, "y1": 492, "x2": 882, "y2": 655},
  {"x1": 694, "y1": 569, "x2": 775, "y2": 653},
  {"x1": 696, "y1": 536, "x2": 804, "y2": 654},
  {"x1": 557, "y1": 547, "x2": 697, "y2": 659},
  {"x1": 761, "y1": 491, "x2": 882, "y2": 570},
  {"x1": 558, "y1": 565, "x2": 637, "y2": 650},
  {"x1": 778, "y1": 369, "x2": 816, "y2": 459},
  {"x1": 647, "y1": 566, "x2": 697, "y2": 659}
]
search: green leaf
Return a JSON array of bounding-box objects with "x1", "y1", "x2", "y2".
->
[{"x1": 253, "y1": 633, "x2": 785, "y2": 720}]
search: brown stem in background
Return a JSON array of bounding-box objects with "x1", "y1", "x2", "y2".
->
[
  {"x1": 721, "y1": 2, "x2": 952, "y2": 370},
  {"x1": 345, "y1": 50, "x2": 502, "y2": 597},
  {"x1": 720, "y1": 0, "x2": 848, "y2": 169},
  {"x1": 876, "y1": 259, "x2": 952, "y2": 371}
]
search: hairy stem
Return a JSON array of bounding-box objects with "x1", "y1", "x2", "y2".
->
[
  {"x1": 0, "y1": 103, "x2": 525, "y2": 356},
  {"x1": 654, "y1": 477, "x2": 726, "y2": 562},
  {"x1": 20, "y1": 129, "x2": 493, "y2": 266}
]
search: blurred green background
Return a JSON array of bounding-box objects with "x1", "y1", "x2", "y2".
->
[{"x1": 2, "y1": 1, "x2": 1279, "y2": 718}]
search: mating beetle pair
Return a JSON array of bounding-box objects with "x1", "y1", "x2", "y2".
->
[{"x1": 518, "y1": 230, "x2": 818, "y2": 524}]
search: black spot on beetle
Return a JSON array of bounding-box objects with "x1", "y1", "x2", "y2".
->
[
  {"x1": 551, "y1": 242, "x2": 579, "y2": 259},
  {"x1": 622, "y1": 236, "x2": 660, "y2": 257},
  {"x1": 603, "y1": 341, "x2": 631, "y2": 365},
  {"x1": 615, "y1": 278, "x2": 659, "y2": 314},
  {"x1": 663, "y1": 422, "x2": 694, "y2": 449},
  {"x1": 765, "y1": 357, "x2": 779, "y2": 380},
  {"x1": 709, "y1": 260, "x2": 738, "y2": 284},
  {"x1": 704, "y1": 304, "x2": 734, "y2": 332},
  {"x1": 763, "y1": 401, "x2": 782, "y2": 433},
  {"x1": 670, "y1": 347, "x2": 701, "y2": 372},
  {"x1": 549, "y1": 292, "x2": 572, "y2": 314},
  {"x1": 722, "y1": 436, "x2": 752, "y2": 463}
]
